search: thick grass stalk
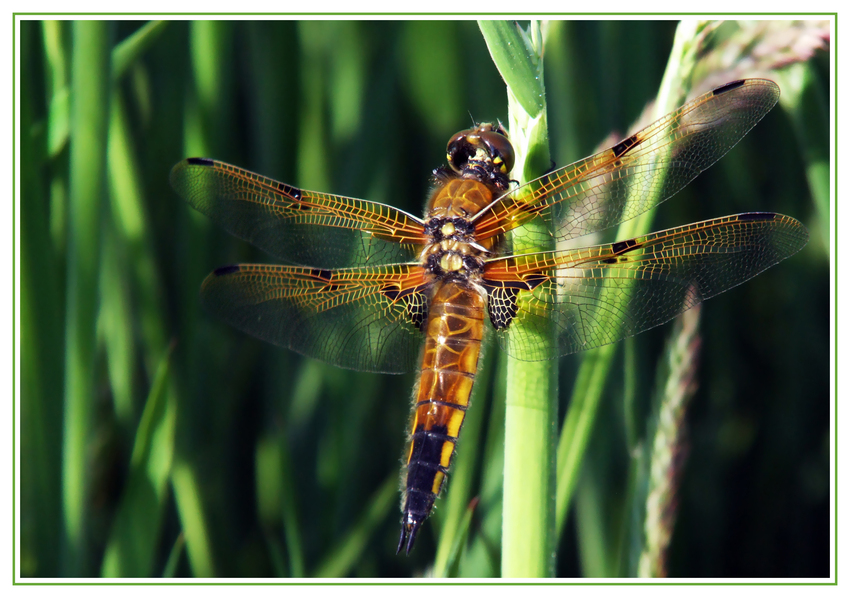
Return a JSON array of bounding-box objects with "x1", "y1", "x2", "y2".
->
[
  {"x1": 554, "y1": 19, "x2": 705, "y2": 543},
  {"x1": 21, "y1": 21, "x2": 64, "y2": 577},
  {"x1": 170, "y1": 462, "x2": 215, "y2": 577},
  {"x1": 101, "y1": 345, "x2": 177, "y2": 577},
  {"x1": 479, "y1": 20, "x2": 556, "y2": 578},
  {"x1": 62, "y1": 20, "x2": 112, "y2": 575},
  {"x1": 312, "y1": 474, "x2": 398, "y2": 578},
  {"x1": 170, "y1": 20, "x2": 233, "y2": 577}
]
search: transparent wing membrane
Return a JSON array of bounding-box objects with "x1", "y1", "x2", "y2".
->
[
  {"x1": 200, "y1": 263, "x2": 431, "y2": 373},
  {"x1": 484, "y1": 212, "x2": 808, "y2": 361},
  {"x1": 170, "y1": 158, "x2": 427, "y2": 268},
  {"x1": 473, "y1": 79, "x2": 781, "y2": 250}
]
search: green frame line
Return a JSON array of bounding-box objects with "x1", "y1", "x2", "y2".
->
[{"x1": 12, "y1": 14, "x2": 836, "y2": 584}]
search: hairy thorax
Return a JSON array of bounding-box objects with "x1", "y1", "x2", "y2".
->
[{"x1": 420, "y1": 178, "x2": 498, "y2": 282}]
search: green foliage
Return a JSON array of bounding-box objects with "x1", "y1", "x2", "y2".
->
[{"x1": 19, "y1": 19, "x2": 829, "y2": 579}]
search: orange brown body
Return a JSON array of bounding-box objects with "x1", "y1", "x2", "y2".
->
[{"x1": 397, "y1": 154, "x2": 507, "y2": 552}]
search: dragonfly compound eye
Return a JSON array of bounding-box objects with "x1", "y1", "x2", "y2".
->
[
  {"x1": 446, "y1": 128, "x2": 477, "y2": 173},
  {"x1": 478, "y1": 129, "x2": 515, "y2": 175}
]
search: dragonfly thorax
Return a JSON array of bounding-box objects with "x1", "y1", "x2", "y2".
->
[{"x1": 421, "y1": 216, "x2": 486, "y2": 278}]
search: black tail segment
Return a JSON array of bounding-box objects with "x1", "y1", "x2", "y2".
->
[
  {"x1": 397, "y1": 511, "x2": 425, "y2": 555},
  {"x1": 397, "y1": 452, "x2": 444, "y2": 554},
  {"x1": 397, "y1": 485, "x2": 437, "y2": 554}
]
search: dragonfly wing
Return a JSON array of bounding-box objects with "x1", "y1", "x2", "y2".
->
[
  {"x1": 482, "y1": 212, "x2": 808, "y2": 361},
  {"x1": 473, "y1": 79, "x2": 781, "y2": 249},
  {"x1": 200, "y1": 262, "x2": 431, "y2": 373},
  {"x1": 170, "y1": 158, "x2": 427, "y2": 268}
]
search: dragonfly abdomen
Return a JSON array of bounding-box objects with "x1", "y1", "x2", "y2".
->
[{"x1": 398, "y1": 280, "x2": 486, "y2": 553}]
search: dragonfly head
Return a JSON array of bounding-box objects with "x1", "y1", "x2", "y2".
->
[{"x1": 446, "y1": 123, "x2": 514, "y2": 191}]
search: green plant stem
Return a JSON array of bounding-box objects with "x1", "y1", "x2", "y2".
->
[
  {"x1": 503, "y1": 357, "x2": 557, "y2": 577},
  {"x1": 480, "y1": 20, "x2": 557, "y2": 578},
  {"x1": 62, "y1": 20, "x2": 111, "y2": 575},
  {"x1": 554, "y1": 19, "x2": 704, "y2": 544}
]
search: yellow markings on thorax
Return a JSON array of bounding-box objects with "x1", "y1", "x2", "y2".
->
[{"x1": 439, "y1": 252, "x2": 464, "y2": 272}]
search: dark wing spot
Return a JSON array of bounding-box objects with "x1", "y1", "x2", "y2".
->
[
  {"x1": 611, "y1": 238, "x2": 639, "y2": 254},
  {"x1": 213, "y1": 264, "x2": 241, "y2": 276},
  {"x1": 380, "y1": 283, "x2": 429, "y2": 331},
  {"x1": 524, "y1": 273, "x2": 548, "y2": 290},
  {"x1": 278, "y1": 182, "x2": 303, "y2": 201},
  {"x1": 186, "y1": 157, "x2": 215, "y2": 166},
  {"x1": 612, "y1": 133, "x2": 641, "y2": 158},
  {"x1": 381, "y1": 285, "x2": 400, "y2": 301},
  {"x1": 311, "y1": 269, "x2": 333, "y2": 282},
  {"x1": 405, "y1": 292, "x2": 429, "y2": 331},
  {"x1": 713, "y1": 79, "x2": 746, "y2": 95},
  {"x1": 486, "y1": 287, "x2": 519, "y2": 330},
  {"x1": 737, "y1": 212, "x2": 776, "y2": 222}
]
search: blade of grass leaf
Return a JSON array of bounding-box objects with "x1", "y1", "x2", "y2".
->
[
  {"x1": 101, "y1": 344, "x2": 177, "y2": 577},
  {"x1": 107, "y1": 90, "x2": 170, "y2": 378},
  {"x1": 20, "y1": 20, "x2": 64, "y2": 577},
  {"x1": 162, "y1": 533, "x2": 186, "y2": 577},
  {"x1": 312, "y1": 473, "x2": 398, "y2": 578},
  {"x1": 111, "y1": 20, "x2": 169, "y2": 80},
  {"x1": 172, "y1": 20, "x2": 233, "y2": 578},
  {"x1": 171, "y1": 460, "x2": 215, "y2": 577},
  {"x1": 98, "y1": 223, "x2": 135, "y2": 426},
  {"x1": 478, "y1": 20, "x2": 545, "y2": 117},
  {"x1": 554, "y1": 19, "x2": 704, "y2": 547},
  {"x1": 458, "y1": 352, "x2": 508, "y2": 577},
  {"x1": 63, "y1": 20, "x2": 112, "y2": 575},
  {"x1": 42, "y1": 21, "x2": 70, "y2": 159}
]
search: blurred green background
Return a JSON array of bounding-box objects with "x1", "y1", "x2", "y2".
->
[{"x1": 19, "y1": 19, "x2": 830, "y2": 578}]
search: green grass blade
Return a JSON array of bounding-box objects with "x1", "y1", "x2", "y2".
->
[
  {"x1": 554, "y1": 20, "x2": 705, "y2": 550},
  {"x1": 478, "y1": 20, "x2": 545, "y2": 118},
  {"x1": 555, "y1": 342, "x2": 619, "y2": 536},
  {"x1": 170, "y1": 19, "x2": 234, "y2": 578},
  {"x1": 42, "y1": 21, "x2": 70, "y2": 159},
  {"x1": 312, "y1": 473, "x2": 398, "y2": 578},
  {"x1": 170, "y1": 461, "x2": 215, "y2": 577},
  {"x1": 101, "y1": 344, "x2": 177, "y2": 577},
  {"x1": 106, "y1": 89, "x2": 170, "y2": 379},
  {"x1": 161, "y1": 533, "x2": 186, "y2": 578},
  {"x1": 255, "y1": 433, "x2": 300, "y2": 578},
  {"x1": 20, "y1": 20, "x2": 64, "y2": 577},
  {"x1": 111, "y1": 20, "x2": 169, "y2": 80},
  {"x1": 458, "y1": 353, "x2": 507, "y2": 577},
  {"x1": 44, "y1": 21, "x2": 167, "y2": 160},
  {"x1": 97, "y1": 221, "x2": 135, "y2": 425},
  {"x1": 62, "y1": 20, "x2": 112, "y2": 575}
]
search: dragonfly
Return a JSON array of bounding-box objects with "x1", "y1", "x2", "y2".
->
[{"x1": 170, "y1": 78, "x2": 808, "y2": 555}]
